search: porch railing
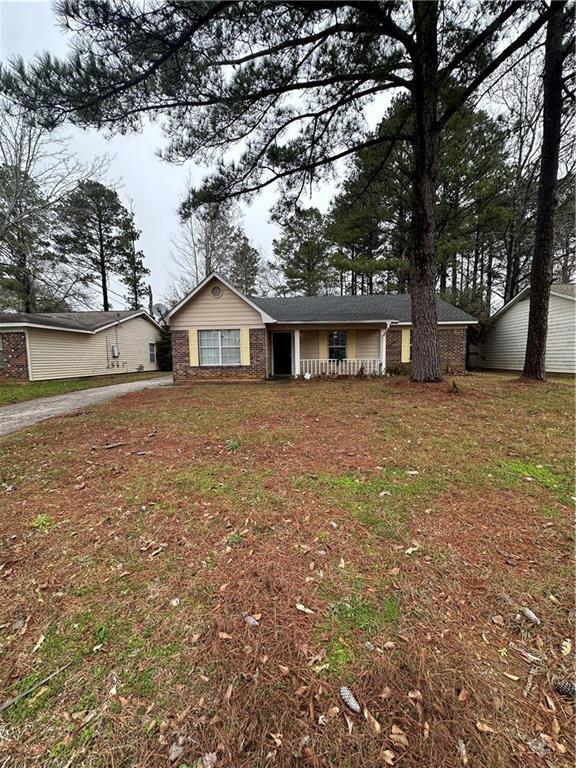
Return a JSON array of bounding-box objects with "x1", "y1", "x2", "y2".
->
[{"x1": 300, "y1": 358, "x2": 382, "y2": 377}]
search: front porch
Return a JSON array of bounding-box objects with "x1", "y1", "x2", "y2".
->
[{"x1": 269, "y1": 326, "x2": 407, "y2": 378}]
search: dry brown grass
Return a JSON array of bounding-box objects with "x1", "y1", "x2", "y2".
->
[{"x1": 0, "y1": 373, "x2": 573, "y2": 767}]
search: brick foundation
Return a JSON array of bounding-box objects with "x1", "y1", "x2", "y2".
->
[
  {"x1": 172, "y1": 328, "x2": 267, "y2": 381},
  {"x1": 387, "y1": 326, "x2": 467, "y2": 372},
  {"x1": 0, "y1": 332, "x2": 29, "y2": 380}
]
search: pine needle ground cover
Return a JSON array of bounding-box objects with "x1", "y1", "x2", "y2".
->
[{"x1": 0, "y1": 374, "x2": 573, "y2": 767}]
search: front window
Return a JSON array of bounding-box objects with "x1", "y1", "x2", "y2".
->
[
  {"x1": 149, "y1": 343, "x2": 156, "y2": 363},
  {"x1": 328, "y1": 330, "x2": 347, "y2": 361},
  {"x1": 198, "y1": 329, "x2": 241, "y2": 366},
  {"x1": 0, "y1": 334, "x2": 4, "y2": 368}
]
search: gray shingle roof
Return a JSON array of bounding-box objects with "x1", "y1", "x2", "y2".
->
[
  {"x1": 250, "y1": 294, "x2": 476, "y2": 324},
  {"x1": 0, "y1": 310, "x2": 145, "y2": 332}
]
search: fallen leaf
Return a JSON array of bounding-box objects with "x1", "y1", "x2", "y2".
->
[
  {"x1": 457, "y1": 688, "x2": 468, "y2": 702},
  {"x1": 389, "y1": 724, "x2": 409, "y2": 748},
  {"x1": 423, "y1": 720, "x2": 430, "y2": 739},
  {"x1": 476, "y1": 720, "x2": 495, "y2": 734},
  {"x1": 561, "y1": 639, "x2": 572, "y2": 656},
  {"x1": 29, "y1": 685, "x2": 49, "y2": 702},
  {"x1": 218, "y1": 631, "x2": 233, "y2": 640},
  {"x1": 168, "y1": 742, "x2": 184, "y2": 762},
  {"x1": 295, "y1": 603, "x2": 314, "y2": 614},
  {"x1": 457, "y1": 739, "x2": 469, "y2": 766},
  {"x1": 363, "y1": 706, "x2": 381, "y2": 736},
  {"x1": 383, "y1": 748, "x2": 395, "y2": 765},
  {"x1": 408, "y1": 689, "x2": 423, "y2": 701},
  {"x1": 31, "y1": 634, "x2": 45, "y2": 654},
  {"x1": 224, "y1": 683, "x2": 233, "y2": 703},
  {"x1": 343, "y1": 712, "x2": 354, "y2": 734},
  {"x1": 492, "y1": 615, "x2": 504, "y2": 626}
]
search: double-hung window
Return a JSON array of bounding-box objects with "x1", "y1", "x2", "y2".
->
[
  {"x1": 199, "y1": 329, "x2": 241, "y2": 366},
  {"x1": 149, "y1": 343, "x2": 157, "y2": 363},
  {"x1": 328, "y1": 330, "x2": 347, "y2": 361}
]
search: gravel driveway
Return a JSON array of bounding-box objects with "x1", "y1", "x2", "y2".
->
[{"x1": 0, "y1": 376, "x2": 173, "y2": 437}]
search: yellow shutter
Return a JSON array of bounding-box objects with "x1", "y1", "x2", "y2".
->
[
  {"x1": 240, "y1": 328, "x2": 250, "y2": 365},
  {"x1": 189, "y1": 329, "x2": 199, "y2": 366},
  {"x1": 401, "y1": 328, "x2": 411, "y2": 363},
  {"x1": 347, "y1": 330, "x2": 356, "y2": 360},
  {"x1": 319, "y1": 331, "x2": 328, "y2": 359}
]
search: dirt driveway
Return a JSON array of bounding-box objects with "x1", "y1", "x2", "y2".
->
[{"x1": 0, "y1": 375, "x2": 172, "y2": 436}]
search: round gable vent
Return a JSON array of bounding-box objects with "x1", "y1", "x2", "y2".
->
[{"x1": 211, "y1": 286, "x2": 223, "y2": 298}]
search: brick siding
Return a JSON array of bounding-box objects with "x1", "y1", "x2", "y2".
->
[
  {"x1": 387, "y1": 326, "x2": 467, "y2": 372},
  {"x1": 0, "y1": 331, "x2": 29, "y2": 380},
  {"x1": 172, "y1": 328, "x2": 267, "y2": 381}
]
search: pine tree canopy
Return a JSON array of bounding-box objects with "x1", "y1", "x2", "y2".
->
[{"x1": 1, "y1": 1, "x2": 556, "y2": 209}]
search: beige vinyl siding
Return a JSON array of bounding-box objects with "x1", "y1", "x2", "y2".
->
[
  {"x1": 288, "y1": 328, "x2": 381, "y2": 360},
  {"x1": 300, "y1": 331, "x2": 319, "y2": 358},
  {"x1": 472, "y1": 293, "x2": 575, "y2": 374},
  {"x1": 356, "y1": 330, "x2": 379, "y2": 358},
  {"x1": 27, "y1": 316, "x2": 160, "y2": 381},
  {"x1": 170, "y1": 279, "x2": 265, "y2": 330}
]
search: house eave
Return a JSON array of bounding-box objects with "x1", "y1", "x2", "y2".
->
[{"x1": 0, "y1": 310, "x2": 161, "y2": 335}]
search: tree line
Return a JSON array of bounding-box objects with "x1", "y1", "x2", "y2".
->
[
  {"x1": 1, "y1": 1, "x2": 573, "y2": 381},
  {"x1": 0, "y1": 109, "x2": 151, "y2": 313}
]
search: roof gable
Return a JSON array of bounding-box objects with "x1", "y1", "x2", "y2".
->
[
  {"x1": 490, "y1": 284, "x2": 575, "y2": 323},
  {"x1": 166, "y1": 273, "x2": 275, "y2": 323}
]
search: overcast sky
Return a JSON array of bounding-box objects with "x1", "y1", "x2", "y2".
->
[{"x1": 0, "y1": 0, "x2": 342, "y2": 307}]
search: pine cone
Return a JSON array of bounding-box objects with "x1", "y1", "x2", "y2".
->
[
  {"x1": 553, "y1": 679, "x2": 576, "y2": 697},
  {"x1": 340, "y1": 686, "x2": 361, "y2": 713}
]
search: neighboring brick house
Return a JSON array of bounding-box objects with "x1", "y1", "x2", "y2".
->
[
  {"x1": 0, "y1": 311, "x2": 161, "y2": 381},
  {"x1": 167, "y1": 273, "x2": 476, "y2": 381}
]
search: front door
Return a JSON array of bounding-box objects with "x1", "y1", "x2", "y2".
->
[{"x1": 272, "y1": 332, "x2": 292, "y2": 375}]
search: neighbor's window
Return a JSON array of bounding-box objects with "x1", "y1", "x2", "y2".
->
[
  {"x1": 111, "y1": 343, "x2": 120, "y2": 359},
  {"x1": 149, "y1": 343, "x2": 157, "y2": 363},
  {"x1": 328, "y1": 330, "x2": 347, "y2": 361},
  {"x1": 0, "y1": 334, "x2": 4, "y2": 368},
  {"x1": 198, "y1": 329, "x2": 241, "y2": 366}
]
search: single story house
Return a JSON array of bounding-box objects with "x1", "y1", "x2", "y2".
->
[
  {"x1": 0, "y1": 310, "x2": 161, "y2": 381},
  {"x1": 470, "y1": 284, "x2": 575, "y2": 374},
  {"x1": 167, "y1": 273, "x2": 477, "y2": 381}
]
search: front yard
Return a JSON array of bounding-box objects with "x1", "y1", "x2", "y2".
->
[{"x1": 0, "y1": 374, "x2": 573, "y2": 767}]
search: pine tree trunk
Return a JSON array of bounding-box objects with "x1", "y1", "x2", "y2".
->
[
  {"x1": 97, "y1": 217, "x2": 110, "y2": 311},
  {"x1": 522, "y1": 2, "x2": 565, "y2": 381},
  {"x1": 409, "y1": 0, "x2": 443, "y2": 383}
]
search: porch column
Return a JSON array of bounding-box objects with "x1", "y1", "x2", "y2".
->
[
  {"x1": 294, "y1": 329, "x2": 301, "y2": 377},
  {"x1": 380, "y1": 326, "x2": 388, "y2": 375}
]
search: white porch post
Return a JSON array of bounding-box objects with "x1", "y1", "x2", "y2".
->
[
  {"x1": 380, "y1": 326, "x2": 388, "y2": 375},
  {"x1": 294, "y1": 329, "x2": 301, "y2": 377}
]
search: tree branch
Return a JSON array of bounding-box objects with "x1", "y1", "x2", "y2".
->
[{"x1": 438, "y1": 2, "x2": 561, "y2": 130}]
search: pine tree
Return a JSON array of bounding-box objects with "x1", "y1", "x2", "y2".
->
[
  {"x1": 227, "y1": 229, "x2": 260, "y2": 295},
  {"x1": 55, "y1": 180, "x2": 142, "y2": 310},
  {"x1": 523, "y1": 2, "x2": 570, "y2": 381},
  {"x1": 116, "y1": 212, "x2": 150, "y2": 309},
  {"x1": 272, "y1": 208, "x2": 334, "y2": 296}
]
